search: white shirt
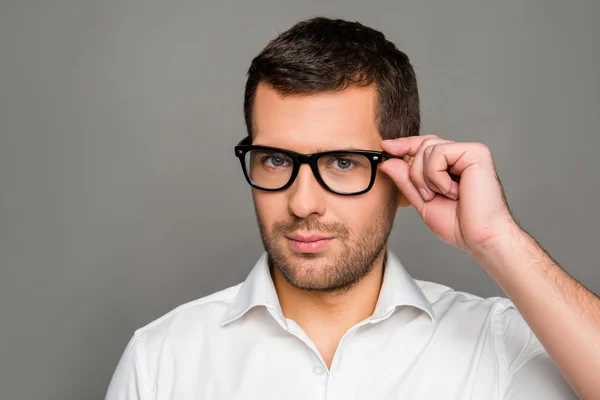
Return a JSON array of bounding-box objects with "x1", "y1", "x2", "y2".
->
[{"x1": 105, "y1": 251, "x2": 576, "y2": 399}]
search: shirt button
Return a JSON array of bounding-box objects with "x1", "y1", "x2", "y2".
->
[{"x1": 313, "y1": 365, "x2": 325, "y2": 376}]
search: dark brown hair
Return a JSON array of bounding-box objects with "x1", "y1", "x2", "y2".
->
[{"x1": 243, "y1": 17, "x2": 420, "y2": 141}]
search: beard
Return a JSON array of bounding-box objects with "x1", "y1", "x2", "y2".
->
[{"x1": 254, "y1": 193, "x2": 398, "y2": 295}]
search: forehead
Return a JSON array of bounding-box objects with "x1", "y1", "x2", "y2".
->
[{"x1": 252, "y1": 82, "x2": 382, "y2": 152}]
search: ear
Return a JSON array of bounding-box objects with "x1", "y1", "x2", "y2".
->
[
  {"x1": 396, "y1": 191, "x2": 412, "y2": 208},
  {"x1": 394, "y1": 155, "x2": 413, "y2": 208}
]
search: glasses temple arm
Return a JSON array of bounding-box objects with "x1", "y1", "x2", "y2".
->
[{"x1": 382, "y1": 152, "x2": 405, "y2": 160}]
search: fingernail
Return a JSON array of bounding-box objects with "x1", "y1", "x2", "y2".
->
[
  {"x1": 419, "y1": 188, "x2": 430, "y2": 200},
  {"x1": 446, "y1": 193, "x2": 458, "y2": 200}
]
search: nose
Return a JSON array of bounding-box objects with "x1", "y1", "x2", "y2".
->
[{"x1": 287, "y1": 164, "x2": 326, "y2": 219}]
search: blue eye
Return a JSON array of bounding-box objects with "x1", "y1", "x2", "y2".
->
[
  {"x1": 264, "y1": 154, "x2": 289, "y2": 168},
  {"x1": 320, "y1": 155, "x2": 369, "y2": 173},
  {"x1": 334, "y1": 158, "x2": 353, "y2": 170}
]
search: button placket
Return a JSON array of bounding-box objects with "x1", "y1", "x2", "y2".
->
[
  {"x1": 285, "y1": 318, "x2": 331, "y2": 378},
  {"x1": 326, "y1": 323, "x2": 367, "y2": 400}
]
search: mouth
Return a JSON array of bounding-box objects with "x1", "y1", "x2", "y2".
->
[{"x1": 285, "y1": 233, "x2": 334, "y2": 254}]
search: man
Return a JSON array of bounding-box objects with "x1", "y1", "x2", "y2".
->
[{"x1": 106, "y1": 17, "x2": 599, "y2": 399}]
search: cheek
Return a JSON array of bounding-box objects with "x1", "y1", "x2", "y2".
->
[
  {"x1": 253, "y1": 191, "x2": 288, "y2": 224},
  {"x1": 335, "y1": 177, "x2": 397, "y2": 227},
  {"x1": 332, "y1": 196, "x2": 386, "y2": 232}
]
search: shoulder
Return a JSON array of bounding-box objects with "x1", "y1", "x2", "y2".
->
[
  {"x1": 132, "y1": 282, "x2": 242, "y2": 347},
  {"x1": 415, "y1": 279, "x2": 527, "y2": 333},
  {"x1": 416, "y1": 279, "x2": 543, "y2": 359},
  {"x1": 416, "y1": 278, "x2": 512, "y2": 311},
  {"x1": 106, "y1": 283, "x2": 243, "y2": 396}
]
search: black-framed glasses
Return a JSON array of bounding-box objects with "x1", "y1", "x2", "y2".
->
[{"x1": 234, "y1": 136, "x2": 401, "y2": 196}]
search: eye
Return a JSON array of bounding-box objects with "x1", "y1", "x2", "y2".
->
[
  {"x1": 333, "y1": 158, "x2": 354, "y2": 170},
  {"x1": 263, "y1": 154, "x2": 289, "y2": 168},
  {"x1": 320, "y1": 154, "x2": 369, "y2": 173}
]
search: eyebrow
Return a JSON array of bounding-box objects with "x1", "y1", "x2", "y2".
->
[
  {"x1": 314, "y1": 145, "x2": 365, "y2": 152},
  {"x1": 253, "y1": 143, "x2": 379, "y2": 153}
]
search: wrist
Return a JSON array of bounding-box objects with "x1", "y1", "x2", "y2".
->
[{"x1": 467, "y1": 222, "x2": 528, "y2": 272}]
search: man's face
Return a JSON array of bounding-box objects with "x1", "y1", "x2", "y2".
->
[{"x1": 251, "y1": 82, "x2": 402, "y2": 293}]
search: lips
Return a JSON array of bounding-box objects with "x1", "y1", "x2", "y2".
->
[
  {"x1": 286, "y1": 233, "x2": 333, "y2": 242},
  {"x1": 285, "y1": 232, "x2": 334, "y2": 253}
]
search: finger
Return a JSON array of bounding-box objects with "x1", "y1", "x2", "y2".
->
[
  {"x1": 378, "y1": 158, "x2": 425, "y2": 211},
  {"x1": 424, "y1": 142, "x2": 492, "y2": 195},
  {"x1": 410, "y1": 138, "x2": 453, "y2": 201},
  {"x1": 380, "y1": 135, "x2": 439, "y2": 157},
  {"x1": 423, "y1": 145, "x2": 460, "y2": 200}
]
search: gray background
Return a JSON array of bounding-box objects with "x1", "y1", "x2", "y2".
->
[{"x1": 0, "y1": 0, "x2": 598, "y2": 399}]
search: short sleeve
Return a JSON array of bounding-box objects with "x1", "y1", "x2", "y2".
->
[
  {"x1": 105, "y1": 333, "x2": 153, "y2": 400},
  {"x1": 496, "y1": 303, "x2": 577, "y2": 399}
]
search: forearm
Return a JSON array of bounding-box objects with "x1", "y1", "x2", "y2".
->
[{"x1": 470, "y1": 226, "x2": 600, "y2": 399}]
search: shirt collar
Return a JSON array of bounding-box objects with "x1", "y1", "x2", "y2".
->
[{"x1": 220, "y1": 249, "x2": 435, "y2": 327}]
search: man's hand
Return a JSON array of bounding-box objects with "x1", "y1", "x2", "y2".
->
[
  {"x1": 380, "y1": 134, "x2": 600, "y2": 399},
  {"x1": 379, "y1": 134, "x2": 517, "y2": 255}
]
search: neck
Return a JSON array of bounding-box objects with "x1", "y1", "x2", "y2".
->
[{"x1": 271, "y1": 249, "x2": 387, "y2": 331}]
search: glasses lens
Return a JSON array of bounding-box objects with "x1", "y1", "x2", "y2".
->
[
  {"x1": 318, "y1": 153, "x2": 372, "y2": 194},
  {"x1": 245, "y1": 150, "x2": 294, "y2": 189}
]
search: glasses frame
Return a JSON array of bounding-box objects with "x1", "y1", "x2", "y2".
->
[{"x1": 234, "y1": 136, "x2": 401, "y2": 196}]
